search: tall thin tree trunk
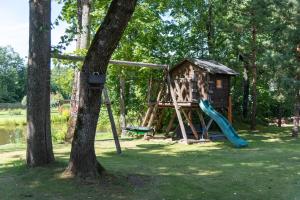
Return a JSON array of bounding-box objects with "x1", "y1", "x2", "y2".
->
[
  {"x1": 76, "y1": 0, "x2": 83, "y2": 49},
  {"x1": 120, "y1": 75, "x2": 126, "y2": 137},
  {"x1": 250, "y1": 11, "x2": 257, "y2": 130},
  {"x1": 27, "y1": 0, "x2": 54, "y2": 167},
  {"x1": 242, "y1": 59, "x2": 250, "y2": 119},
  {"x1": 206, "y1": 0, "x2": 214, "y2": 57},
  {"x1": 80, "y1": 0, "x2": 91, "y2": 48},
  {"x1": 292, "y1": 101, "x2": 299, "y2": 137},
  {"x1": 66, "y1": 0, "x2": 91, "y2": 142},
  {"x1": 65, "y1": 0, "x2": 137, "y2": 179},
  {"x1": 277, "y1": 105, "x2": 282, "y2": 127}
]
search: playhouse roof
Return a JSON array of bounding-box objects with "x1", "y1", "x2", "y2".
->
[{"x1": 172, "y1": 58, "x2": 239, "y2": 75}]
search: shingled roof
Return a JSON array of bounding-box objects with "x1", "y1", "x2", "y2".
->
[{"x1": 172, "y1": 58, "x2": 239, "y2": 75}]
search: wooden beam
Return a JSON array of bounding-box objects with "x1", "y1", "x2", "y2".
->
[
  {"x1": 196, "y1": 110, "x2": 208, "y2": 139},
  {"x1": 51, "y1": 54, "x2": 167, "y2": 69},
  {"x1": 141, "y1": 106, "x2": 154, "y2": 127},
  {"x1": 103, "y1": 87, "x2": 122, "y2": 154},
  {"x1": 167, "y1": 74, "x2": 188, "y2": 144},
  {"x1": 182, "y1": 109, "x2": 199, "y2": 140},
  {"x1": 174, "y1": 80, "x2": 183, "y2": 102},
  {"x1": 147, "y1": 89, "x2": 163, "y2": 127},
  {"x1": 207, "y1": 118, "x2": 213, "y2": 131},
  {"x1": 227, "y1": 95, "x2": 232, "y2": 124},
  {"x1": 165, "y1": 111, "x2": 176, "y2": 134}
]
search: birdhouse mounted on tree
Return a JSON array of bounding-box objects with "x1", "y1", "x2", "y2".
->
[{"x1": 88, "y1": 72, "x2": 106, "y2": 89}]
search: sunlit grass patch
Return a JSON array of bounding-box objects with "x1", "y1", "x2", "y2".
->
[{"x1": 0, "y1": 126, "x2": 300, "y2": 200}]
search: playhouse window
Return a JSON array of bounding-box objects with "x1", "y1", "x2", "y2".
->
[{"x1": 216, "y1": 80, "x2": 222, "y2": 89}]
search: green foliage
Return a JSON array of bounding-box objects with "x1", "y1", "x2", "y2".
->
[
  {"x1": 51, "y1": 124, "x2": 67, "y2": 142},
  {"x1": 53, "y1": 0, "x2": 300, "y2": 124},
  {"x1": 0, "y1": 46, "x2": 26, "y2": 103},
  {"x1": 50, "y1": 93, "x2": 64, "y2": 108},
  {"x1": 51, "y1": 66, "x2": 74, "y2": 99}
]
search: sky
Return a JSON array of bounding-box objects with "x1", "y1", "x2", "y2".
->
[{"x1": 0, "y1": 0, "x2": 74, "y2": 59}]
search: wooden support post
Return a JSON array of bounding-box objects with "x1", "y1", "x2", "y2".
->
[
  {"x1": 120, "y1": 76, "x2": 127, "y2": 137},
  {"x1": 227, "y1": 95, "x2": 233, "y2": 124},
  {"x1": 142, "y1": 106, "x2": 153, "y2": 127},
  {"x1": 206, "y1": 119, "x2": 213, "y2": 132},
  {"x1": 166, "y1": 111, "x2": 176, "y2": 134},
  {"x1": 182, "y1": 109, "x2": 199, "y2": 140},
  {"x1": 167, "y1": 74, "x2": 188, "y2": 144},
  {"x1": 155, "y1": 108, "x2": 164, "y2": 132},
  {"x1": 196, "y1": 110, "x2": 208, "y2": 139},
  {"x1": 103, "y1": 87, "x2": 122, "y2": 154},
  {"x1": 147, "y1": 89, "x2": 163, "y2": 128}
]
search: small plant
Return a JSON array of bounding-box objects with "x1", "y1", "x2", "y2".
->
[{"x1": 52, "y1": 125, "x2": 67, "y2": 142}]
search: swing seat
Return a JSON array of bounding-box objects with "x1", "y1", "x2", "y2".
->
[{"x1": 124, "y1": 126, "x2": 154, "y2": 135}]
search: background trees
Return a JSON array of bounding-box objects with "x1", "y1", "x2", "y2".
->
[
  {"x1": 52, "y1": 0, "x2": 299, "y2": 130},
  {"x1": 0, "y1": 46, "x2": 26, "y2": 103}
]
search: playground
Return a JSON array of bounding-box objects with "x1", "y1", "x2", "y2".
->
[
  {"x1": 0, "y1": 0, "x2": 299, "y2": 199},
  {"x1": 1, "y1": 126, "x2": 299, "y2": 200}
]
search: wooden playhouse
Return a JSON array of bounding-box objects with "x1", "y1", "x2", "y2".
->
[{"x1": 142, "y1": 58, "x2": 244, "y2": 145}]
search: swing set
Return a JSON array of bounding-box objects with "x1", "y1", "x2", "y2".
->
[
  {"x1": 53, "y1": 54, "x2": 248, "y2": 149},
  {"x1": 52, "y1": 54, "x2": 167, "y2": 153}
]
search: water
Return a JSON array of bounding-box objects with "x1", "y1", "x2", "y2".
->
[
  {"x1": 0, "y1": 126, "x2": 26, "y2": 145},
  {"x1": 0, "y1": 122, "x2": 111, "y2": 145}
]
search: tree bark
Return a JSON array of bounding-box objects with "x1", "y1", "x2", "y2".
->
[
  {"x1": 27, "y1": 0, "x2": 54, "y2": 167},
  {"x1": 76, "y1": 0, "x2": 83, "y2": 49},
  {"x1": 250, "y1": 11, "x2": 257, "y2": 130},
  {"x1": 66, "y1": 0, "x2": 91, "y2": 143},
  {"x1": 242, "y1": 57, "x2": 250, "y2": 120},
  {"x1": 277, "y1": 104, "x2": 282, "y2": 127},
  {"x1": 80, "y1": 0, "x2": 91, "y2": 48},
  {"x1": 206, "y1": 0, "x2": 214, "y2": 57},
  {"x1": 65, "y1": 0, "x2": 137, "y2": 179},
  {"x1": 292, "y1": 100, "x2": 299, "y2": 137}
]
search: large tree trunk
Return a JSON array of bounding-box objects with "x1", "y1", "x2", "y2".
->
[
  {"x1": 65, "y1": 0, "x2": 137, "y2": 179},
  {"x1": 250, "y1": 12, "x2": 257, "y2": 130},
  {"x1": 27, "y1": 0, "x2": 54, "y2": 167},
  {"x1": 66, "y1": 0, "x2": 91, "y2": 142}
]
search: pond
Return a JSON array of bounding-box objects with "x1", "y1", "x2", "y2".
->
[
  {"x1": 0, "y1": 124, "x2": 111, "y2": 145},
  {"x1": 0, "y1": 126, "x2": 26, "y2": 145}
]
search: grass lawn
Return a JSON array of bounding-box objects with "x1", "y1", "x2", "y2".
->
[{"x1": 0, "y1": 126, "x2": 300, "y2": 200}]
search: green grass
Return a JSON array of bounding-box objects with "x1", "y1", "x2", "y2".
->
[{"x1": 1, "y1": 126, "x2": 300, "y2": 199}]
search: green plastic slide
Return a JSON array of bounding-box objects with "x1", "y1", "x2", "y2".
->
[{"x1": 199, "y1": 100, "x2": 248, "y2": 148}]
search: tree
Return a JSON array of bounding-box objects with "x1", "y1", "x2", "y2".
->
[
  {"x1": 27, "y1": 0, "x2": 54, "y2": 166},
  {"x1": 0, "y1": 46, "x2": 26, "y2": 103},
  {"x1": 65, "y1": 0, "x2": 137, "y2": 179},
  {"x1": 66, "y1": 0, "x2": 92, "y2": 142}
]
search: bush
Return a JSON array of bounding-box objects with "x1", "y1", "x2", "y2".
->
[{"x1": 52, "y1": 125, "x2": 67, "y2": 142}]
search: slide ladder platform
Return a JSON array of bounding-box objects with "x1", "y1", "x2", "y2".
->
[{"x1": 199, "y1": 100, "x2": 248, "y2": 148}]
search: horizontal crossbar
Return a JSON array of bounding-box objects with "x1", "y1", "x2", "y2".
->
[{"x1": 51, "y1": 54, "x2": 167, "y2": 69}]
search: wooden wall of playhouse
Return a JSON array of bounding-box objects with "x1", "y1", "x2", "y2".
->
[{"x1": 169, "y1": 60, "x2": 231, "y2": 109}]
